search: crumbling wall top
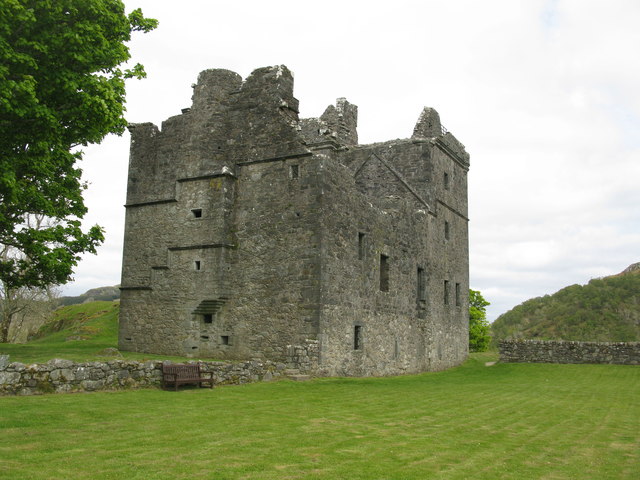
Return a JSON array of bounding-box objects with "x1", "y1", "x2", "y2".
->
[
  {"x1": 128, "y1": 65, "x2": 469, "y2": 168},
  {"x1": 189, "y1": 65, "x2": 299, "y2": 117},
  {"x1": 240, "y1": 65, "x2": 299, "y2": 114},
  {"x1": 191, "y1": 69, "x2": 242, "y2": 112},
  {"x1": 299, "y1": 97, "x2": 359, "y2": 149},
  {"x1": 412, "y1": 107, "x2": 442, "y2": 138},
  {"x1": 320, "y1": 98, "x2": 358, "y2": 146},
  {"x1": 412, "y1": 107, "x2": 470, "y2": 165}
]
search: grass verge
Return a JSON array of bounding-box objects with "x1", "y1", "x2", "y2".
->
[{"x1": 0, "y1": 353, "x2": 638, "y2": 479}]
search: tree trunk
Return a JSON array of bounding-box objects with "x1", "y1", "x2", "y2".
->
[{"x1": 0, "y1": 313, "x2": 10, "y2": 343}]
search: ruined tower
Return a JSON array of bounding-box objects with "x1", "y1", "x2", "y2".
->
[{"x1": 119, "y1": 65, "x2": 470, "y2": 376}]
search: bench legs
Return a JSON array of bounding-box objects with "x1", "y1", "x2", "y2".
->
[{"x1": 163, "y1": 380, "x2": 214, "y2": 391}]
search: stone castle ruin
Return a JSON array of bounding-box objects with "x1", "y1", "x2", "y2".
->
[{"x1": 118, "y1": 65, "x2": 470, "y2": 376}]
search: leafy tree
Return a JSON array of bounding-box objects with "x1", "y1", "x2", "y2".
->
[
  {"x1": 469, "y1": 289, "x2": 491, "y2": 352},
  {"x1": 0, "y1": 1, "x2": 157, "y2": 341}
]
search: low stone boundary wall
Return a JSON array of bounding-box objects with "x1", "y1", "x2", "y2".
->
[
  {"x1": 499, "y1": 340, "x2": 640, "y2": 365},
  {"x1": 0, "y1": 355, "x2": 288, "y2": 396}
]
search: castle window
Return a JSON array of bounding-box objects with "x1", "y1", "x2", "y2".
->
[
  {"x1": 444, "y1": 172, "x2": 450, "y2": 190},
  {"x1": 444, "y1": 280, "x2": 450, "y2": 305},
  {"x1": 194, "y1": 260, "x2": 201, "y2": 271},
  {"x1": 455, "y1": 283, "x2": 461, "y2": 307},
  {"x1": 354, "y1": 325, "x2": 363, "y2": 350},
  {"x1": 290, "y1": 164, "x2": 299, "y2": 179},
  {"x1": 417, "y1": 267, "x2": 426, "y2": 303},
  {"x1": 191, "y1": 208, "x2": 202, "y2": 218},
  {"x1": 445, "y1": 221, "x2": 450, "y2": 241},
  {"x1": 358, "y1": 232, "x2": 366, "y2": 260},
  {"x1": 380, "y1": 254, "x2": 390, "y2": 292},
  {"x1": 203, "y1": 314, "x2": 213, "y2": 324},
  {"x1": 220, "y1": 335, "x2": 229, "y2": 345}
]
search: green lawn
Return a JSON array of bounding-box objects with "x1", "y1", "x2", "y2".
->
[{"x1": 1, "y1": 353, "x2": 638, "y2": 479}]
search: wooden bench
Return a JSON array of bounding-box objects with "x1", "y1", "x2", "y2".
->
[{"x1": 161, "y1": 363, "x2": 214, "y2": 391}]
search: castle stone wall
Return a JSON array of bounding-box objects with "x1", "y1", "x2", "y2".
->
[
  {"x1": 119, "y1": 65, "x2": 470, "y2": 376},
  {"x1": 499, "y1": 340, "x2": 640, "y2": 365},
  {"x1": 315, "y1": 155, "x2": 468, "y2": 375}
]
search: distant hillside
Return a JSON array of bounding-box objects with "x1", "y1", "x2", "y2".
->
[
  {"x1": 491, "y1": 263, "x2": 640, "y2": 342},
  {"x1": 58, "y1": 285, "x2": 120, "y2": 306}
]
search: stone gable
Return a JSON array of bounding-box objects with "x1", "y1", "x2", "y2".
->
[{"x1": 119, "y1": 65, "x2": 470, "y2": 376}]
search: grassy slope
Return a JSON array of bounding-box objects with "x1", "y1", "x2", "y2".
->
[
  {"x1": 492, "y1": 269, "x2": 640, "y2": 342},
  {"x1": 0, "y1": 353, "x2": 638, "y2": 479},
  {"x1": 0, "y1": 301, "x2": 189, "y2": 363}
]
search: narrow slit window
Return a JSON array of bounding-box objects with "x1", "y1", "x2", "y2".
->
[
  {"x1": 354, "y1": 325, "x2": 362, "y2": 350},
  {"x1": 444, "y1": 280, "x2": 450, "y2": 305},
  {"x1": 358, "y1": 232, "x2": 365, "y2": 260},
  {"x1": 444, "y1": 172, "x2": 450, "y2": 190},
  {"x1": 380, "y1": 254, "x2": 390, "y2": 292},
  {"x1": 290, "y1": 164, "x2": 299, "y2": 179},
  {"x1": 194, "y1": 260, "x2": 201, "y2": 271},
  {"x1": 455, "y1": 283, "x2": 461, "y2": 306},
  {"x1": 417, "y1": 267, "x2": 426, "y2": 303},
  {"x1": 191, "y1": 208, "x2": 202, "y2": 218},
  {"x1": 445, "y1": 221, "x2": 450, "y2": 241}
]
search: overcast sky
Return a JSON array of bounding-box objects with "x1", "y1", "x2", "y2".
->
[{"x1": 64, "y1": 0, "x2": 640, "y2": 321}]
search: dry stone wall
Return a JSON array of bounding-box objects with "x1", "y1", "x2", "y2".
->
[
  {"x1": 499, "y1": 340, "x2": 640, "y2": 365},
  {"x1": 0, "y1": 355, "x2": 287, "y2": 396}
]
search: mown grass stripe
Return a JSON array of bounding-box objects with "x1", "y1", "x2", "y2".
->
[{"x1": 0, "y1": 356, "x2": 638, "y2": 479}]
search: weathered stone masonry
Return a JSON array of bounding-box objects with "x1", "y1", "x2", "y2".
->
[
  {"x1": 119, "y1": 65, "x2": 471, "y2": 376},
  {"x1": 0, "y1": 356, "x2": 287, "y2": 396},
  {"x1": 499, "y1": 340, "x2": 640, "y2": 365}
]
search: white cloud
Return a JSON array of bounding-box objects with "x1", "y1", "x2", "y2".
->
[{"x1": 62, "y1": 1, "x2": 640, "y2": 325}]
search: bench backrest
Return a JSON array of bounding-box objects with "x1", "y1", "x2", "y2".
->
[{"x1": 162, "y1": 364, "x2": 201, "y2": 379}]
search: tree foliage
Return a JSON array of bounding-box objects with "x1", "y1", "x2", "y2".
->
[
  {"x1": 469, "y1": 289, "x2": 491, "y2": 352},
  {"x1": 491, "y1": 269, "x2": 640, "y2": 342},
  {"x1": 0, "y1": 1, "x2": 156, "y2": 342},
  {"x1": 0, "y1": 1, "x2": 157, "y2": 291}
]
